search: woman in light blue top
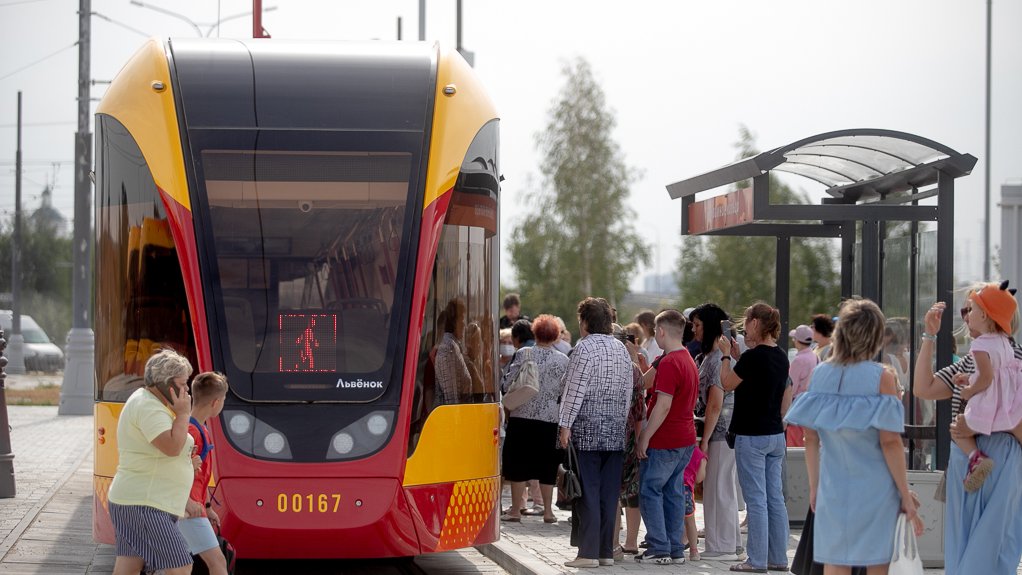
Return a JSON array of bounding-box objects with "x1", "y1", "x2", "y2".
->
[{"x1": 785, "y1": 298, "x2": 920, "y2": 574}]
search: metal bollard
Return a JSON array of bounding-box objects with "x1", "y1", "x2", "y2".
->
[{"x1": 0, "y1": 327, "x2": 16, "y2": 498}]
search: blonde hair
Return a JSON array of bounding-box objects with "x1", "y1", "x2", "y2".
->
[
  {"x1": 191, "y1": 371, "x2": 228, "y2": 406},
  {"x1": 830, "y1": 298, "x2": 886, "y2": 365}
]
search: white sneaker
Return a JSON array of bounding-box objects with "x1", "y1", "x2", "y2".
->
[
  {"x1": 598, "y1": 558, "x2": 614, "y2": 566},
  {"x1": 564, "y1": 557, "x2": 599, "y2": 568}
]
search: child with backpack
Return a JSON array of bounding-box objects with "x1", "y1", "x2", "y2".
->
[{"x1": 178, "y1": 372, "x2": 231, "y2": 575}]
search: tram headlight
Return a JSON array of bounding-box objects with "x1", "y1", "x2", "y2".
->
[
  {"x1": 332, "y1": 432, "x2": 355, "y2": 454},
  {"x1": 229, "y1": 413, "x2": 253, "y2": 436},
  {"x1": 264, "y1": 432, "x2": 286, "y2": 455},
  {"x1": 326, "y1": 410, "x2": 394, "y2": 460},
  {"x1": 223, "y1": 409, "x2": 293, "y2": 460},
  {"x1": 366, "y1": 414, "x2": 388, "y2": 436}
]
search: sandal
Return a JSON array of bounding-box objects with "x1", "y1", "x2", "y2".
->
[
  {"x1": 543, "y1": 516, "x2": 557, "y2": 523},
  {"x1": 621, "y1": 547, "x2": 639, "y2": 555},
  {"x1": 730, "y1": 562, "x2": 767, "y2": 573},
  {"x1": 499, "y1": 513, "x2": 521, "y2": 522}
]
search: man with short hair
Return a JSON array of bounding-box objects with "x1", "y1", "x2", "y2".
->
[
  {"x1": 635, "y1": 309, "x2": 699, "y2": 565},
  {"x1": 500, "y1": 293, "x2": 530, "y2": 330}
]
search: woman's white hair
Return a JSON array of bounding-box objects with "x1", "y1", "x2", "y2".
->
[{"x1": 143, "y1": 349, "x2": 193, "y2": 391}]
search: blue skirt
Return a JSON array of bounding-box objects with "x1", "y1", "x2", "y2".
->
[{"x1": 944, "y1": 432, "x2": 1022, "y2": 574}]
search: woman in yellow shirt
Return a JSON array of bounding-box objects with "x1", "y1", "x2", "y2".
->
[{"x1": 107, "y1": 349, "x2": 195, "y2": 575}]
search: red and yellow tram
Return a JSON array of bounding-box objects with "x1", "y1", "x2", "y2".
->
[{"x1": 92, "y1": 38, "x2": 501, "y2": 558}]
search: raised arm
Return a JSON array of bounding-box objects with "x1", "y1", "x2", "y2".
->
[{"x1": 913, "y1": 302, "x2": 954, "y2": 401}]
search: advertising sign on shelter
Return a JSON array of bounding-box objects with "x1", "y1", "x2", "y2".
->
[{"x1": 687, "y1": 187, "x2": 754, "y2": 234}]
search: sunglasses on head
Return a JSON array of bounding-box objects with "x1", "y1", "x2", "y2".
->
[{"x1": 960, "y1": 306, "x2": 972, "y2": 320}]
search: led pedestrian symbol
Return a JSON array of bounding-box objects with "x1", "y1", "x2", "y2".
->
[{"x1": 279, "y1": 313, "x2": 337, "y2": 372}]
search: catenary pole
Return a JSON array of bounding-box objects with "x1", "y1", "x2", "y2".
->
[{"x1": 59, "y1": 0, "x2": 94, "y2": 415}]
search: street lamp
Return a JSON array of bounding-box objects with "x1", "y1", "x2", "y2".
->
[{"x1": 129, "y1": 1, "x2": 277, "y2": 38}]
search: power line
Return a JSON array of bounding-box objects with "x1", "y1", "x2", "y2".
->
[{"x1": 0, "y1": 42, "x2": 78, "y2": 82}]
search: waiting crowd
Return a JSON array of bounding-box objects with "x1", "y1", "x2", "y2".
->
[{"x1": 498, "y1": 281, "x2": 1022, "y2": 574}]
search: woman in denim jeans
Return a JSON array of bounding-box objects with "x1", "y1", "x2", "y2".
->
[{"x1": 719, "y1": 303, "x2": 791, "y2": 573}]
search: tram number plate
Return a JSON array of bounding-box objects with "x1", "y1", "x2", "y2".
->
[{"x1": 276, "y1": 493, "x2": 341, "y2": 513}]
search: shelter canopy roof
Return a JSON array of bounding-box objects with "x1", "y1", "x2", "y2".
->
[{"x1": 667, "y1": 129, "x2": 977, "y2": 203}]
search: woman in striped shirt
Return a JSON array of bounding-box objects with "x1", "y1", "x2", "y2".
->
[{"x1": 913, "y1": 299, "x2": 1022, "y2": 574}]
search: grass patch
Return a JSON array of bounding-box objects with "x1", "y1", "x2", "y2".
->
[{"x1": 5, "y1": 384, "x2": 61, "y2": 406}]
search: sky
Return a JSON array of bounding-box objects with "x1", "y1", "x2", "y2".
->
[{"x1": 1, "y1": 0, "x2": 1020, "y2": 293}]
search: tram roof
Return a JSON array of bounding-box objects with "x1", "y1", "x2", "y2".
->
[{"x1": 666, "y1": 128, "x2": 977, "y2": 203}]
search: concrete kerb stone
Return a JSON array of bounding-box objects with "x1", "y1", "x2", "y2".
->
[{"x1": 478, "y1": 540, "x2": 564, "y2": 575}]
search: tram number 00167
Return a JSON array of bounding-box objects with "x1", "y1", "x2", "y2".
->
[{"x1": 276, "y1": 493, "x2": 341, "y2": 513}]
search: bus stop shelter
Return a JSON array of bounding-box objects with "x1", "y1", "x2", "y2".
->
[{"x1": 666, "y1": 128, "x2": 977, "y2": 470}]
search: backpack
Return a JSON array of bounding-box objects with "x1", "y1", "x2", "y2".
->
[{"x1": 189, "y1": 417, "x2": 214, "y2": 462}]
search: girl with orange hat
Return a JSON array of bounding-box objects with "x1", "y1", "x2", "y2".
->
[{"x1": 954, "y1": 280, "x2": 1022, "y2": 491}]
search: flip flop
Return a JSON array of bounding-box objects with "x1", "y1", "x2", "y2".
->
[
  {"x1": 521, "y1": 508, "x2": 544, "y2": 516},
  {"x1": 729, "y1": 562, "x2": 767, "y2": 573},
  {"x1": 499, "y1": 513, "x2": 521, "y2": 522},
  {"x1": 543, "y1": 516, "x2": 557, "y2": 523}
]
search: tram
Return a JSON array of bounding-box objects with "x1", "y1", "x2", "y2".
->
[{"x1": 92, "y1": 38, "x2": 502, "y2": 558}]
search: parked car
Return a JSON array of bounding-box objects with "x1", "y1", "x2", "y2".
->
[{"x1": 0, "y1": 310, "x2": 64, "y2": 373}]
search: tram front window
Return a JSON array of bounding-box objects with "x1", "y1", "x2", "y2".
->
[{"x1": 200, "y1": 149, "x2": 413, "y2": 402}]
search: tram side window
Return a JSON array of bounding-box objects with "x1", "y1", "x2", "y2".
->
[
  {"x1": 409, "y1": 121, "x2": 500, "y2": 452},
  {"x1": 94, "y1": 115, "x2": 195, "y2": 402}
]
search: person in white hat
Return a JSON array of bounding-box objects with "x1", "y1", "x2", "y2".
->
[{"x1": 786, "y1": 325, "x2": 818, "y2": 447}]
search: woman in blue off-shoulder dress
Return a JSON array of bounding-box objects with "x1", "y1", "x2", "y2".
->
[{"x1": 786, "y1": 299, "x2": 919, "y2": 574}]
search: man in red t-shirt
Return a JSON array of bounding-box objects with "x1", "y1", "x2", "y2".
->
[{"x1": 635, "y1": 309, "x2": 699, "y2": 565}]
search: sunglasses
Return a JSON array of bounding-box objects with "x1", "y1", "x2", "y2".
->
[{"x1": 960, "y1": 306, "x2": 972, "y2": 320}]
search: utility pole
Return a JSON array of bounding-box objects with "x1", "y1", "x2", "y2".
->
[
  {"x1": 7, "y1": 92, "x2": 25, "y2": 375},
  {"x1": 983, "y1": 0, "x2": 992, "y2": 279},
  {"x1": 456, "y1": 0, "x2": 474, "y2": 66},
  {"x1": 60, "y1": 0, "x2": 94, "y2": 415},
  {"x1": 418, "y1": 0, "x2": 425, "y2": 41}
]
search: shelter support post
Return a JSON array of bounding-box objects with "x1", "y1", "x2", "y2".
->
[
  {"x1": 935, "y1": 172, "x2": 955, "y2": 470},
  {"x1": 861, "y1": 220, "x2": 880, "y2": 302},
  {"x1": 841, "y1": 223, "x2": 855, "y2": 299},
  {"x1": 776, "y1": 236, "x2": 791, "y2": 347}
]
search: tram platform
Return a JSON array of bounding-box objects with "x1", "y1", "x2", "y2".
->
[{"x1": 0, "y1": 382, "x2": 992, "y2": 574}]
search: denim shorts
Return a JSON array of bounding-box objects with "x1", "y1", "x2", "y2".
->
[{"x1": 177, "y1": 516, "x2": 219, "y2": 554}]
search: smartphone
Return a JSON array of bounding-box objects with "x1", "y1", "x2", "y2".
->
[
  {"x1": 720, "y1": 319, "x2": 732, "y2": 335},
  {"x1": 625, "y1": 334, "x2": 636, "y2": 344}
]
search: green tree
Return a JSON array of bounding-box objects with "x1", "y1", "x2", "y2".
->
[
  {"x1": 508, "y1": 58, "x2": 650, "y2": 330},
  {"x1": 0, "y1": 214, "x2": 73, "y2": 342},
  {"x1": 679, "y1": 126, "x2": 840, "y2": 327}
]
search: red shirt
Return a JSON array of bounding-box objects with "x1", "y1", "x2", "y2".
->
[
  {"x1": 647, "y1": 348, "x2": 699, "y2": 449},
  {"x1": 187, "y1": 422, "x2": 213, "y2": 516}
]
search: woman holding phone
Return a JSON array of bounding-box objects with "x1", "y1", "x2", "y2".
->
[{"x1": 107, "y1": 349, "x2": 196, "y2": 575}]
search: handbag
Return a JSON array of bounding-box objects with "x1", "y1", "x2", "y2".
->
[
  {"x1": 888, "y1": 513, "x2": 924, "y2": 575},
  {"x1": 502, "y1": 347, "x2": 539, "y2": 411},
  {"x1": 559, "y1": 442, "x2": 583, "y2": 501}
]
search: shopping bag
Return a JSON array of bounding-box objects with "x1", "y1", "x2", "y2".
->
[
  {"x1": 888, "y1": 513, "x2": 924, "y2": 575},
  {"x1": 502, "y1": 347, "x2": 539, "y2": 410}
]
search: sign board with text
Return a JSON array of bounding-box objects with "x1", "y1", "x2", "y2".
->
[{"x1": 687, "y1": 188, "x2": 754, "y2": 234}]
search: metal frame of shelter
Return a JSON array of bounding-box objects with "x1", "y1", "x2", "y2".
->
[{"x1": 666, "y1": 128, "x2": 978, "y2": 470}]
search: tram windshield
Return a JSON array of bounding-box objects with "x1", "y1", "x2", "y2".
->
[{"x1": 197, "y1": 140, "x2": 419, "y2": 402}]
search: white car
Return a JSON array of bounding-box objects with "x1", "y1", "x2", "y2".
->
[{"x1": 0, "y1": 310, "x2": 64, "y2": 373}]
